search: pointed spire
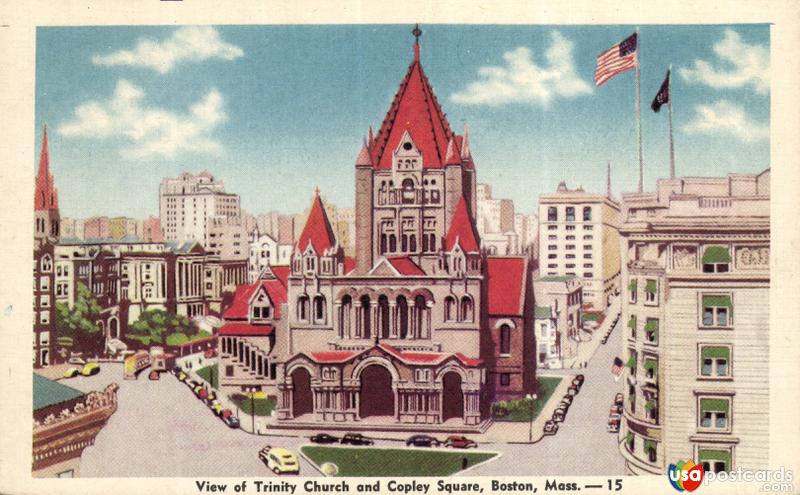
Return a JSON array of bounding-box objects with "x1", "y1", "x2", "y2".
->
[
  {"x1": 368, "y1": 126, "x2": 374, "y2": 146},
  {"x1": 38, "y1": 124, "x2": 50, "y2": 178},
  {"x1": 356, "y1": 139, "x2": 373, "y2": 166},
  {"x1": 461, "y1": 123, "x2": 471, "y2": 158},
  {"x1": 412, "y1": 23, "x2": 422, "y2": 62},
  {"x1": 297, "y1": 189, "x2": 337, "y2": 255},
  {"x1": 444, "y1": 196, "x2": 480, "y2": 253},
  {"x1": 35, "y1": 124, "x2": 58, "y2": 211},
  {"x1": 444, "y1": 137, "x2": 461, "y2": 165}
]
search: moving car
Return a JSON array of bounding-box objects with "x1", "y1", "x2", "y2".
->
[
  {"x1": 406, "y1": 434, "x2": 441, "y2": 447},
  {"x1": 81, "y1": 362, "x2": 101, "y2": 376},
  {"x1": 63, "y1": 367, "x2": 81, "y2": 379},
  {"x1": 258, "y1": 446, "x2": 299, "y2": 475},
  {"x1": 310, "y1": 433, "x2": 340, "y2": 444},
  {"x1": 340, "y1": 433, "x2": 374, "y2": 446},
  {"x1": 221, "y1": 409, "x2": 240, "y2": 428},
  {"x1": 543, "y1": 420, "x2": 559, "y2": 436},
  {"x1": 148, "y1": 370, "x2": 160, "y2": 381},
  {"x1": 443, "y1": 435, "x2": 477, "y2": 449}
]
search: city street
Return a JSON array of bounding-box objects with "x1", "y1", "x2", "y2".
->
[{"x1": 65, "y1": 316, "x2": 624, "y2": 477}]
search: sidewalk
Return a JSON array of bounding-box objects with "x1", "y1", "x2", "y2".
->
[{"x1": 563, "y1": 297, "x2": 621, "y2": 369}]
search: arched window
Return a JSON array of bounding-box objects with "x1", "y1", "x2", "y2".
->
[
  {"x1": 429, "y1": 234, "x2": 437, "y2": 252},
  {"x1": 402, "y1": 234, "x2": 408, "y2": 252},
  {"x1": 402, "y1": 178, "x2": 415, "y2": 204},
  {"x1": 360, "y1": 295, "x2": 372, "y2": 339},
  {"x1": 378, "y1": 295, "x2": 390, "y2": 339},
  {"x1": 397, "y1": 296, "x2": 409, "y2": 338},
  {"x1": 380, "y1": 234, "x2": 387, "y2": 254},
  {"x1": 422, "y1": 234, "x2": 429, "y2": 252},
  {"x1": 445, "y1": 296, "x2": 456, "y2": 322},
  {"x1": 339, "y1": 295, "x2": 352, "y2": 337},
  {"x1": 389, "y1": 235, "x2": 397, "y2": 252},
  {"x1": 415, "y1": 295, "x2": 427, "y2": 338},
  {"x1": 313, "y1": 295, "x2": 326, "y2": 323},
  {"x1": 40, "y1": 255, "x2": 52, "y2": 272},
  {"x1": 461, "y1": 296, "x2": 474, "y2": 322},
  {"x1": 500, "y1": 324, "x2": 512, "y2": 354},
  {"x1": 297, "y1": 295, "x2": 309, "y2": 321},
  {"x1": 410, "y1": 235, "x2": 417, "y2": 252}
]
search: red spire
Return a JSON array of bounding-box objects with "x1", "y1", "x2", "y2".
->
[
  {"x1": 369, "y1": 26, "x2": 454, "y2": 170},
  {"x1": 461, "y1": 123, "x2": 471, "y2": 159},
  {"x1": 356, "y1": 139, "x2": 372, "y2": 166},
  {"x1": 35, "y1": 125, "x2": 58, "y2": 211},
  {"x1": 444, "y1": 137, "x2": 461, "y2": 165},
  {"x1": 297, "y1": 189, "x2": 337, "y2": 255},
  {"x1": 444, "y1": 196, "x2": 480, "y2": 253}
]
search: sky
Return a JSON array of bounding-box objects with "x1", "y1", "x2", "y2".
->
[{"x1": 35, "y1": 24, "x2": 770, "y2": 219}]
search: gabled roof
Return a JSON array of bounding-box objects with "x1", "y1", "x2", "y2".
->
[
  {"x1": 34, "y1": 125, "x2": 59, "y2": 211},
  {"x1": 486, "y1": 256, "x2": 528, "y2": 317},
  {"x1": 369, "y1": 43, "x2": 457, "y2": 170},
  {"x1": 296, "y1": 191, "x2": 337, "y2": 255},
  {"x1": 219, "y1": 322, "x2": 274, "y2": 337},
  {"x1": 271, "y1": 265, "x2": 290, "y2": 287},
  {"x1": 444, "y1": 196, "x2": 480, "y2": 253},
  {"x1": 386, "y1": 256, "x2": 426, "y2": 275},
  {"x1": 33, "y1": 373, "x2": 84, "y2": 410},
  {"x1": 222, "y1": 276, "x2": 287, "y2": 320}
]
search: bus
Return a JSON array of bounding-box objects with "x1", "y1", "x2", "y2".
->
[{"x1": 124, "y1": 350, "x2": 151, "y2": 380}]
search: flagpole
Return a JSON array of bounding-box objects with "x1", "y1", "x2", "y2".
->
[
  {"x1": 635, "y1": 27, "x2": 643, "y2": 193},
  {"x1": 667, "y1": 64, "x2": 675, "y2": 179}
]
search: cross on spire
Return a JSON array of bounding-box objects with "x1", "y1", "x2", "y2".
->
[{"x1": 412, "y1": 23, "x2": 422, "y2": 43}]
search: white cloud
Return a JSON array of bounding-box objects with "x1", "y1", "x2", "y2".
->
[
  {"x1": 451, "y1": 31, "x2": 592, "y2": 106},
  {"x1": 58, "y1": 79, "x2": 227, "y2": 159},
  {"x1": 92, "y1": 26, "x2": 244, "y2": 74},
  {"x1": 679, "y1": 29, "x2": 769, "y2": 94},
  {"x1": 682, "y1": 100, "x2": 768, "y2": 143}
]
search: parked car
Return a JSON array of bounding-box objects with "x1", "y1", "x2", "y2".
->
[
  {"x1": 81, "y1": 362, "x2": 101, "y2": 376},
  {"x1": 543, "y1": 420, "x2": 559, "y2": 436},
  {"x1": 63, "y1": 367, "x2": 81, "y2": 379},
  {"x1": 406, "y1": 434, "x2": 441, "y2": 447},
  {"x1": 67, "y1": 355, "x2": 86, "y2": 366},
  {"x1": 567, "y1": 384, "x2": 579, "y2": 396},
  {"x1": 610, "y1": 404, "x2": 623, "y2": 415},
  {"x1": 552, "y1": 409, "x2": 566, "y2": 423},
  {"x1": 258, "y1": 446, "x2": 299, "y2": 475},
  {"x1": 310, "y1": 433, "x2": 340, "y2": 444},
  {"x1": 210, "y1": 401, "x2": 224, "y2": 416},
  {"x1": 573, "y1": 374, "x2": 585, "y2": 387},
  {"x1": 177, "y1": 371, "x2": 187, "y2": 382},
  {"x1": 614, "y1": 393, "x2": 624, "y2": 406},
  {"x1": 561, "y1": 395, "x2": 573, "y2": 406},
  {"x1": 148, "y1": 370, "x2": 160, "y2": 381},
  {"x1": 197, "y1": 388, "x2": 209, "y2": 400},
  {"x1": 443, "y1": 435, "x2": 477, "y2": 449},
  {"x1": 341, "y1": 433, "x2": 374, "y2": 446},
  {"x1": 221, "y1": 410, "x2": 240, "y2": 428},
  {"x1": 607, "y1": 417, "x2": 620, "y2": 433}
]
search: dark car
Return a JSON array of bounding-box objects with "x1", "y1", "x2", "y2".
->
[
  {"x1": 310, "y1": 433, "x2": 340, "y2": 444},
  {"x1": 221, "y1": 409, "x2": 240, "y2": 429},
  {"x1": 443, "y1": 435, "x2": 477, "y2": 449},
  {"x1": 573, "y1": 374, "x2": 585, "y2": 387},
  {"x1": 543, "y1": 420, "x2": 559, "y2": 436},
  {"x1": 340, "y1": 433, "x2": 374, "y2": 446},
  {"x1": 406, "y1": 434, "x2": 440, "y2": 447},
  {"x1": 614, "y1": 393, "x2": 624, "y2": 406},
  {"x1": 561, "y1": 395, "x2": 573, "y2": 406}
]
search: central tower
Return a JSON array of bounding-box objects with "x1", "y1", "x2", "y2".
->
[{"x1": 354, "y1": 26, "x2": 477, "y2": 274}]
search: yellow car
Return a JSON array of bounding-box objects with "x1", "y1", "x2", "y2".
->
[
  {"x1": 258, "y1": 446, "x2": 300, "y2": 475},
  {"x1": 63, "y1": 367, "x2": 80, "y2": 378},
  {"x1": 81, "y1": 362, "x2": 100, "y2": 376}
]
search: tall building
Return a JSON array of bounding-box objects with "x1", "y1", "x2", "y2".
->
[
  {"x1": 476, "y1": 183, "x2": 521, "y2": 255},
  {"x1": 159, "y1": 171, "x2": 242, "y2": 256},
  {"x1": 538, "y1": 181, "x2": 621, "y2": 310},
  {"x1": 618, "y1": 170, "x2": 770, "y2": 475},
  {"x1": 83, "y1": 216, "x2": 110, "y2": 240},
  {"x1": 34, "y1": 126, "x2": 60, "y2": 249}
]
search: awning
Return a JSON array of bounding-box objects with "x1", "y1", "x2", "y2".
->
[
  {"x1": 628, "y1": 316, "x2": 637, "y2": 329},
  {"x1": 698, "y1": 449, "x2": 731, "y2": 468},
  {"x1": 644, "y1": 359, "x2": 658, "y2": 372},
  {"x1": 645, "y1": 400, "x2": 656, "y2": 411},
  {"x1": 702, "y1": 346, "x2": 730, "y2": 360},
  {"x1": 643, "y1": 439, "x2": 657, "y2": 452},
  {"x1": 702, "y1": 246, "x2": 731, "y2": 264},
  {"x1": 628, "y1": 279, "x2": 637, "y2": 291},
  {"x1": 644, "y1": 279, "x2": 657, "y2": 294},
  {"x1": 626, "y1": 355, "x2": 637, "y2": 368},
  {"x1": 644, "y1": 319, "x2": 659, "y2": 332},
  {"x1": 700, "y1": 398, "x2": 729, "y2": 414},
  {"x1": 625, "y1": 432, "x2": 634, "y2": 443},
  {"x1": 702, "y1": 295, "x2": 733, "y2": 310}
]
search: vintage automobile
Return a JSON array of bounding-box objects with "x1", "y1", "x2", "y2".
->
[
  {"x1": 340, "y1": 433, "x2": 374, "y2": 446},
  {"x1": 406, "y1": 434, "x2": 441, "y2": 447},
  {"x1": 309, "y1": 433, "x2": 340, "y2": 444},
  {"x1": 443, "y1": 435, "x2": 477, "y2": 449},
  {"x1": 543, "y1": 420, "x2": 559, "y2": 436},
  {"x1": 258, "y1": 446, "x2": 299, "y2": 475},
  {"x1": 81, "y1": 362, "x2": 101, "y2": 376}
]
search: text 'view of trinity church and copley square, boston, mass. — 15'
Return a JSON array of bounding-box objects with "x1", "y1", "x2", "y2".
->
[{"x1": 31, "y1": 24, "x2": 769, "y2": 479}]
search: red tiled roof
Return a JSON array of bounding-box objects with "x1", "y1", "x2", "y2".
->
[
  {"x1": 343, "y1": 257, "x2": 357, "y2": 275},
  {"x1": 310, "y1": 350, "x2": 360, "y2": 363},
  {"x1": 297, "y1": 192, "x2": 337, "y2": 255},
  {"x1": 380, "y1": 344, "x2": 481, "y2": 367},
  {"x1": 444, "y1": 196, "x2": 480, "y2": 253},
  {"x1": 355, "y1": 141, "x2": 372, "y2": 166},
  {"x1": 271, "y1": 266, "x2": 290, "y2": 287},
  {"x1": 444, "y1": 137, "x2": 461, "y2": 165},
  {"x1": 386, "y1": 256, "x2": 426, "y2": 275},
  {"x1": 222, "y1": 277, "x2": 288, "y2": 320},
  {"x1": 219, "y1": 322, "x2": 274, "y2": 337},
  {"x1": 370, "y1": 45, "x2": 456, "y2": 170},
  {"x1": 486, "y1": 257, "x2": 528, "y2": 316}
]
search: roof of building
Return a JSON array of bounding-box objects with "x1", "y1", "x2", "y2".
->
[
  {"x1": 271, "y1": 265, "x2": 290, "y2": 287},
  {"x1": 223, "y1": 276, "x2": 287, "y2": 320},
  {"x1": 343, "y1": 257, "x2": 357, "y2": 275},
  {"x1": 444, "y1": 196, "x2": 480, "y2": 253},
  {"x1": 485, "y1": 256, "x2": 528, "y2": 316},
  {"x1": 307, "y1": 344, "x2": 481, "y2": 367},
  {"x1": 369, "y1": 41, "x2": 460, "y2": 170},
  {"x1": 386, "y1": 256, "x2": 426, "y2": 275},
  {"x1": 296, "y1": 191, "x2": 337, "y2": 255},
  {"x1": 33, "y1": 373, "x2": 84, "y2": 410},
  {"x1": 165, "y1": 240, "x2": 204, "y2": 254},
  {"x1": 309, "y1": 350, "x2": 361, "y2": 363},
  {"x1": 218, "y1": 322, "x2": 274, "y2": 337},
  {"x1": 535, "y1": 305, "x2": 553, "y2": 319},
  {"x1": 35, "y1": 126, "x2": 59, "y2": 211}
]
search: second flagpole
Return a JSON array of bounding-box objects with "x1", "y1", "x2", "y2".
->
[
  {"x1": 635, "y1": 27, "x2": 643, "y2": 193},
  {"x1": 668, "y1": 64, "x2": 675, "y2": 179}
]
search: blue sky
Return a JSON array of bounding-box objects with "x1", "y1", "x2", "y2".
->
[{"x1": 35, "y1": 24, "x2": 770, "y2": 219}]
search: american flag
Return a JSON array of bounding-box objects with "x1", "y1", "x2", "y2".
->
[
  {"x1": 594, "y1": 33, "x2": 638, "y2": 87},
  {"x1": 611, "y1": 357, "x2": 624, "y2": 381}
]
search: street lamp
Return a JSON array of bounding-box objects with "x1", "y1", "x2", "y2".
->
[{"x1": 526, "y1": 393, "x2": 538, "y2": 442}]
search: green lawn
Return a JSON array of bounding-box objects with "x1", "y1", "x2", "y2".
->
[
  {"x1": 229, "y1": 394, "x2": 277, "y2": 416},
  {"x1": 196, "y1": 364, "x2": 219, "y2": 389},
  {"x1": 300, "y1": 446, "x2": 496, "y2": 476},
  {"x1": 491, "y1": 376, "x2": 562, "y2": 422}
]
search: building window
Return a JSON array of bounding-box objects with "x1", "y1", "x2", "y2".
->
[
  {"x1": 499, "y1": 324, "x2": 511, "y2": 355},
  {"x1": 547, "y1": 225, "x2": 557, "y2": 231},
  {"x1": 314, "y1": 295, "x2": 326, "y2": 322},
  {"x1": 583, "y1": 235, "x2": 593, "y2": 240},
  {"x1": 40, "y1": 311, "x2": 50, "y2": 324},
  {"x1": 39, "y1": 330, "x2": 50, "y2": 345},
  {"x1": 461, "y1": 296, "x2": 474, "y2": 322},
  {"x1": 566, "y1": 244, "x2": 575, "y2": 250},
  {"x1": 540, "y1": 323, "x2": 548, "y2": 338},
  {"x1": 583, "y1": 272, "x2": 593, "y2": 278},
  {"x1": 626, "y1": 350, "x2": 637, "y2": 376},
  {"x1": 548, "y1": 254, "x2": 557, "y2": 259},
  {"x1": 698, "y1": 449, "x2": 732, "y2": 473},
  {"x1": 500, "y1": 373, "x2": 510, "y2": 386},
  {"x1": 644, "y1": 318, "x2": 658, "y2": 344},
  {"x1": 547, "y1": 207, "x2": 557, "y2": 222},
  {"x1": 39, "y1": 277, "x2": 50, "y2": 291},
  {"x1": 565, "y1": 225, "x2": 575, "y2": 231},
  {"x1": 548, "y1": 244, "x2": 557, "y2": 250},
  {"x1": 548, "y1": 235, "x2": 557, "y2": 240},
  {"x1": 628, "y1": 279, "x2": 637, "y2": 303},
  {"x1": 699, "y1": 397, "x2": 730, "y2": 431},
  {"x1": 566, "y1": 207, "x2": 575, "y2": 222},
  {"x1": 701, "y1": 295, "x2": 732, "y2": 327},
  {"x1": 700, "y1": 345, "x2": 731, "y2": 377},
  {"x1": 444, "y1": 296, "x2": 457, "y2": 322},
  {"x1": 627, "y1": 315, "x2": 637, "y2": 339},
  {"x1": 40, "y1": 255, "x2": 52, "y2": 272},
  {"x1": 644, "y1": 279, "x2": 657, "y2": 303},
  {"x1": 547, "y1": 263, "x2": 557, "y2": 268},
  {"x1": 584, "y1": 225, "x2": 593, "y2": 231},
  {"x1": 297, "y1": 295, "x2": 309, "y2": 321},
  {"x1": 566, "y1": 235, "x2": 575, "y2": 241},
  {"x1": 583, "y1": 206, "x2": 592, "y2": 222},
  {"x1": 702, "y1": 246, "x2": 731, "y2": 273},
  {"x1": 584, "y1": 263, "x2": 593, "y2": 268},
  {"x1": 40, "y1": 295, "x2": 50, "y2": 308},
  {"x1": 584, "y1": 253, "x2": 593, "y2": 259},
  {"x1": 643, "y1": 357, "x2": 657, "y2": 380},
  {"x1": 225, "y1": 365, "x2": 234, "y2": 377}
]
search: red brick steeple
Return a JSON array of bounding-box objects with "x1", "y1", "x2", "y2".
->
[
  {"x1": 35, "y1": 125, "x2": 59, "y2": 211},
  {"x1": 444, "y1": 196, "x2": 480, "y2": 253},
  {"x1": 297, "y1": 189, "x2": 337, "y2": 255}
]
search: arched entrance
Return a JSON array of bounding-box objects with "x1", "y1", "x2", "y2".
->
[
  {"x1": 442, "y1": 372, "x2": 464, "y2": 421},
  {"x1": 109, "y1": 318, "x2": 119, "y2": 339},
  {"x1": 359, "y1": 365, "x2": 394, "y2": 418},
  {"x1": 291, "y1": 368, "x2": 313, "y2": 418}
]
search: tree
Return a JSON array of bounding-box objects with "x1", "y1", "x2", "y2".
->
[
  {"x1": 55, "y1": 282, "x2": 104, "y2": 355},
  {"x1": 128, "y1": 309, "x2": 192, "y2": 345}
]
